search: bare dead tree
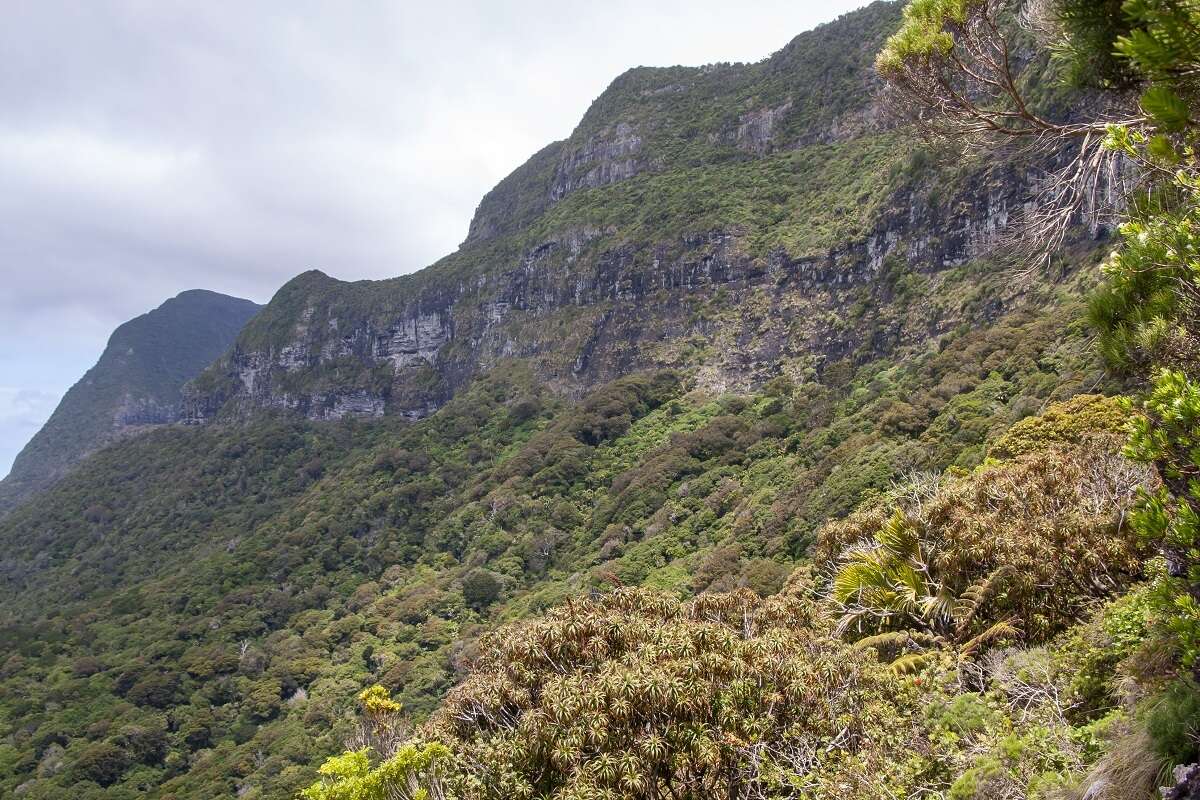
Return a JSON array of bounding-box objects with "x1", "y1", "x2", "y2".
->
[{"x1": 878, "y1": 0, "x2": 1145, "y2": 260}]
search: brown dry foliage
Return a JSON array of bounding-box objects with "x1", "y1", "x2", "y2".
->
[{"x1": 817, "y1": 438, "x2": 1154, "y2": 641}]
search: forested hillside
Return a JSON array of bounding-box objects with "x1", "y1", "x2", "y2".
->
[{"x1": 3, "y1": 1, "x2": 1200, "y2": 799}]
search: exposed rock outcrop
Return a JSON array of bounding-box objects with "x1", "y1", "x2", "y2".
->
[
  {"x1": 550, "y1": 122, "x2": 646, "y2": 200},
  {"x1": 181, "y1": 2, "x2": 1087, "y2": 429},
  {"x1": 186, "y1": 151, "x2": 1057, "y2": 424},
  {"x1": 1162, "y1": 763, "x2": 1200, "y2": 800}
]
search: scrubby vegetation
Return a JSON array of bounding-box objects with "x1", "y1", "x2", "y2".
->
[
  {"x1": 8, "y1": 1, "x2": 1200, "y2": 799},
  {"x1": 0, "y1": 290, "x2": 1108, "y2": 797},
  {"x1": 823, "y1": 432, "x2": 1151, "y2": 647},
  {"x1": 298, "y1": 1, "x2": 1200, "y2": 798},
  {"x1": 429, "y1": 586, "x2": 926, "y2": 800}
]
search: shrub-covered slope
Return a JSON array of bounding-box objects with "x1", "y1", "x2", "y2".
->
[
  {"x1": 0, "y1": 264, "x2": 1120, "y2": 798},
  {"x1": 0, "y1": 290, "x2": 260, "y2": 513},
  {"x1": 8, "y1": 0, "x2": 1198, "y2": 798}
]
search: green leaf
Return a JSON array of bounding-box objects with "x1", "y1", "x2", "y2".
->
[
  {"x1": 1141, "y1": 86, "x2": 1191, "y2": 133},
  {"x1": 1148, "y1": 134, "x2": 1181, "y2": 164}
]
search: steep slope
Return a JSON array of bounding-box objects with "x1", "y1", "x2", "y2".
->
[
  {"x1": 0, "y1": 290, "x2": 261, "y2": 513},
  {"x1": 186, "y1": 2, "x2": 1048, "y2": 423},
  {"x1": 0, "y1": 293, "x2": 1113, "y2": 798},
  {"x1": 0, "y1": 2, "x2": 1134, "y2": 798}
]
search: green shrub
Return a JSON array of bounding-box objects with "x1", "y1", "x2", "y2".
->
[
  {"x1": 461, "y1": 569, "x2": 502, "y2": 609},
  {"x1": 1062, "y1": 588, "x2": 1154, "y2": 719},
  {"x1": 1145, "y1": 680, "x2": 1200, "y2": 767},
  {"x1": 125, "y1": 673, "x2": 183, "y2": 709},
  {"x1": 71, "y1": 741, "x2": 130, "y2": 787},
  {"x1": 931, "y1": 694, "x2": 1000, "y2": 737},
  {"x1": 988, "y1": 395, "x2": 1129, "y2": 459},
  {"x1": 948, "y1": 756, "x2": 1004, "y2": 800}
]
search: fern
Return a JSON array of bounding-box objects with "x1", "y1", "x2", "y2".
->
[
  {"x1": 952, "y1": 566, "x2": 1011, "y2": 637},
  {"x1": 832, "y1": 509, "x2": 1022, "y2": 666}
]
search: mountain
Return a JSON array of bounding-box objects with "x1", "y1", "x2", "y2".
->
[
  {"x1": 0, "y1": 290, "x2": 261, "y2": 513},
  {"x1": 0, "y1": 3, "x2": 1164, "y2": 800},
  {"x1": 184, "y1": 1, "x2": 1054, "y2": 424}
]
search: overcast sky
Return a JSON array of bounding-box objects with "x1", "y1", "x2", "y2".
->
[{"x1": 0, "y1": 0, "x2": 869, "y2": 478}]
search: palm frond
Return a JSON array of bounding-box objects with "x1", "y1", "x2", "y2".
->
[
  {"x1": 889, "y1": 652, "x2": 934, "y2": 675},
  {"x1": 959, "y1": 617, "x2": 1019, "y2": 658},
  {"x1": 920, "y1": 587, "x2": 956, "y2": 629},
  {"x1": 851, "y1": 631, "x2": 912, "y2": 653},
  {"x1": 953, "y1": 565, "x2": 1012, "y2": 637},
  {"x1": 831, "y1": 559, "x2": 886, "y2": 604},
  {"x1": 876, "y1": 509, "x2": 919, "y2": 559}
]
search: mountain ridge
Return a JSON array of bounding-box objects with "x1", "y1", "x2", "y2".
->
[
  {"x1": 0, "y1": 3, "x2": 1153, "y2": 798},
  {"x1": 182, "y1": 1, "x2": 1065, "y2": 428},
  {"x1": 0, "y1": 289, "x2": 261, "y2": 513}
]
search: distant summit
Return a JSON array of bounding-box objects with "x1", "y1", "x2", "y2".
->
[{"x1": 0, "y1": 289, "x2": 260, "y2": 512}]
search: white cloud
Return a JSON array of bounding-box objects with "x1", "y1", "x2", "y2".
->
[{"x1": 0, "y1": 387, "x2": 59, "y2": 424}]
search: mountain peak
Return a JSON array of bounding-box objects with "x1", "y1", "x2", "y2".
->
[
  {"x1": 0, "y1": 290, "x2": 261, "y2": 513},
  {"x1": 463, "y1": 0, "x2": 902, "y2": 250}
]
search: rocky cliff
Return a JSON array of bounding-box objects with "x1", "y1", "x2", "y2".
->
[
  {"x1": 184, "y1": 1, "x2": 1076, "y2": 427},
  {"x1": 0, "y1": 290, "x2": 261, "y2": 512}
]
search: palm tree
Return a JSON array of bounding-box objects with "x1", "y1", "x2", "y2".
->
[{"x1": 831, "y1": 510, "x2": 1018, "y2": 673}]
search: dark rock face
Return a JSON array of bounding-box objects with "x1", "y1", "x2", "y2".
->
[
  {"x1": 179, "y1": 2, "x2": 1009, "y2": 424},
  {"x1": 732, "y1": 101, "x2": 794, "y2": 154},
  {"x1": 0, "y1": 290, "x2": 260, "y2": 513},
  {"x1": 186, "y1": 153, "x2": 1048, "y2": 424},
  {"x1": 180, "y1": 1, "x2": 1086, "y2": 427},
  {"x1": 550, "y1": 122, "x2": 646, "y2": 201}
]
